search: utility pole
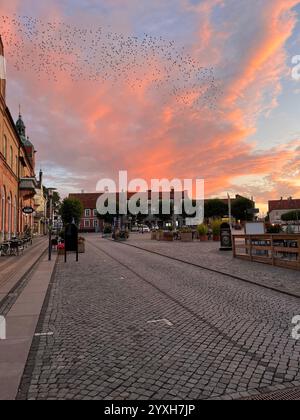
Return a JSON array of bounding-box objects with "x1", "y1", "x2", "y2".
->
[{"x1": 228, "y1": 193, "x2": 232, "y2": 229}]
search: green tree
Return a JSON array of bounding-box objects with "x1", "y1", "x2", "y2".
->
[
  {"x1": 281, "y1": 211, "x2": 300, "y2": 221},
  {"x1": 204, "y1": 199, "x2": 228, "y2": 219},
  {"x1": 158, "y1": 199, "x2": 174, "y2": 223},
  {"x1": 97, "y1": 198, "x2": 119, "y2": 224},
  {"x1": 60, "y1": 198, "x2": 83, "y2": 226},
  {"x1": 52, "y1": 191, "x2": 61, "y2": 213},
  {"x1": 231, "y1": 197, "x2": 254, "y2": 221},
  {"x1": 96, "y1": 197, "x2": 147, "y2": 226},
  {"x1": 52, "y1": 191, "x2": 61, "y2": 210}
]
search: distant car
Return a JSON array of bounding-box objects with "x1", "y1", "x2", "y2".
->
[
  {"x1": 131, "y1": 226, "x2": 139, "y2": 232},
  {"x1": 140, "y1": 225, "x2": 150, "y2": 233}
]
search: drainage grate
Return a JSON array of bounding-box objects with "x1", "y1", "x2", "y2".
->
[{"x1": 242, "y1": 386, "x2": 300, "y2": 400}]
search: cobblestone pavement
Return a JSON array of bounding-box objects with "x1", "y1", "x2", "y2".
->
[
  {"x1": 124, "y1": 233, "x2": 300, "y2": 298},
  {"x1": 18, "y1": 235, "x2": 300, "y2": 400}
]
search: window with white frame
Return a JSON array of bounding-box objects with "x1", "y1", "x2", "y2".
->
[
  {"x1": 94, "y1": 219, "x2": 99, "y2": 228},
  {"x1": 93, "y1": 209, "x2": 98, "y2": 217},
  {"x1": 85, "y1": 209, "x2": 91, "y2": 217},
  {"x1": 84, "y1": 220, "x2": 90, "y2": 228}
]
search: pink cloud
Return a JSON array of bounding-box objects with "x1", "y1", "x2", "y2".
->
[{"x1": 0, "y1": 0, "x2": 299, "y2": 204}]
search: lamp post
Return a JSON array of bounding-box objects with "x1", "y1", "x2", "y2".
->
[
  {"x1": 48, "y1": 188, "x2": 56, "y2": 261},
  {"x1": 227, "y1": 193, "x2": 232, "y2": 230}
]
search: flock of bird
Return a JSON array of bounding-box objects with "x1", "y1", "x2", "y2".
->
[{"x1": 0, "y1": 14, "x2": 221, "y2": 111}]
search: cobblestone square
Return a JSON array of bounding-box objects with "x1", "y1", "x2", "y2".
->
[{"x1": 16, "y1": 235, "x2": 300, "y2": 400}]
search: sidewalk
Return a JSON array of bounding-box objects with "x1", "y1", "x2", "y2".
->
[
  {"x1": 0, "y1": 237, "x2": 48, "y2": 302},
  {"x1": 0, "y1": 240, "x2": 56, "y2": 400}
]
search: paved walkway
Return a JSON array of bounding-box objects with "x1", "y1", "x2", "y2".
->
[
  {"x1": 0, "y1": 238, "x2": 56, "y2": 400},
  {"x1": 17, "y1": 236, "x2": 300, "y2": 400}
]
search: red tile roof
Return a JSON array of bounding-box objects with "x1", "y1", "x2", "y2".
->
[
  {"x1": 269, "y1": 199, "x2": 300, "y2": 212},
  {"x1": 69, "y1": 193, "x2": 101, "y2": 209}
]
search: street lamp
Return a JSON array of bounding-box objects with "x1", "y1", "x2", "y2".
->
[{"x1": 48, "y1": 188, "x2": 57, "y2": 261}]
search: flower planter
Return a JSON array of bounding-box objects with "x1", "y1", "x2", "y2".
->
[
  {"x1": 151, "y1": 231, "x2": 157, "y2": 240},
  {"x1": 211, "y1": 220, "x2": 222, "y2": 242},
  {"x1": 199, "y1": 235, "x2": 208, "y2": 242},
  {"x1": 78, "y1": 243, "x2": 85, "y2": 253},
  {"x1": 180, "y1": 232, "x2": 193, "y2": 242},
  {"x1": 113, "y1": 231, "x2": 129, "y2": 241},
  {"x1": 156, "y1": 231, "x2": 164, "y2": 241},
  {"x1": 162, "y1": 232, "x2": 174, "y2": 242}
]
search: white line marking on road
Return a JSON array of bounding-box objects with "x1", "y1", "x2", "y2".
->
[
  {"x1": 147, "y1": 319, "x2": 173, "y2": 327},
  {"x1": 34, "y1": 332, "x2": 54, "y2": 337}
]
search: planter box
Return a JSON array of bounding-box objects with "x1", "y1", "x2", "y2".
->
[
  {"x1": 151, "y1": 232, "x2": 157, "y2": 240},
  {"x1": 162, "y1": 232, "x2": 174, "y2": 242},
  {"x1": 213, "y1": 235, "x2": 220, "y2": 242},
  {"x1": 78, "y1": 243, "x2": 85, "y2": 253},
  {"x1": 156, "y1": 231, "x2": 164, "y2": 241},
  {"x1": 180, "y1": 232, "x2": 193, "y2": 242},
  {"x1": 199, "y1": 235, "x2": 208, "y2": 242}
]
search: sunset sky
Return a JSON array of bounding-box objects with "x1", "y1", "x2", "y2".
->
[{"x1": 1, "y1": 0, "x2": 300, "y2": 213}]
